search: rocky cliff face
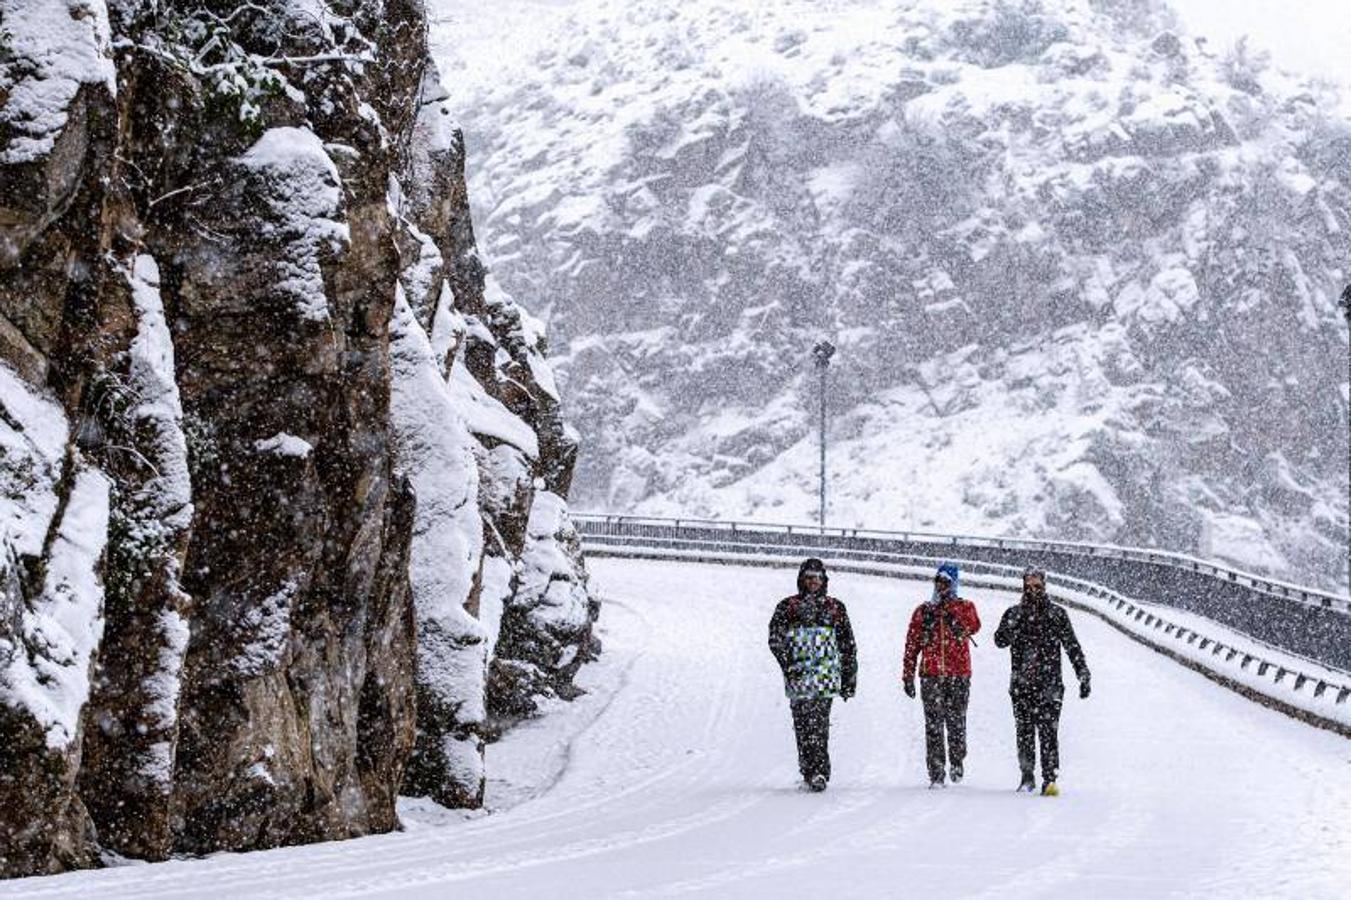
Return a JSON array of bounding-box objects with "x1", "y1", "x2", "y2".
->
[
  {"x1": 437, "y1": 0, "x2": 1351, "y2": 592},
  {"x1": 0, "y1": 0, "x2": 594, "y2": 878}
]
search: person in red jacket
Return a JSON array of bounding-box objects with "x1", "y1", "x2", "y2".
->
[{"x1": 902, "y1": 562, "x2": 981, "y2": 787}]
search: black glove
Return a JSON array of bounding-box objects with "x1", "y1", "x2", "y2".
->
[
  {"x1": 903, "y1": 680, "x2": 916, "y2": 699},
  {"x1": 1079, "y1": 679, "x2": 1091, "y2": 700}
]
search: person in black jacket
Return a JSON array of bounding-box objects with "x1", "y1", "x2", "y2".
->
[
  {"x1": 768, "y1": 558, "x2": 858, "y2": 792},
  {"x1": 993, "y1": 566, "x2": 1090, "y2": 796}
]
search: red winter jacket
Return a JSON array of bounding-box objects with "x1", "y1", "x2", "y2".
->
[{"x1": 902, "y1": 599, "x2": 981, "y2": 680}]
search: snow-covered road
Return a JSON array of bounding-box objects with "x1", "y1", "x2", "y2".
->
[{"x1": 9, "y1": 559, "x2": 1350, "y2": 898}]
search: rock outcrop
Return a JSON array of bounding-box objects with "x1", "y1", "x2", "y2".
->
[{"x1": 0, "y1": 0, "x2": 594, "y2": 878}]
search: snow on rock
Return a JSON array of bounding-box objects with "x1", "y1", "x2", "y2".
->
[
  {"x1": 2, "y1": 465, "x2": 111, "y2": 750},
  {"x1": 237, "y1": 127, "x2": 350, "y2": 322},
  {"x1": 125, "y1": 255, "x2": 194, "y2": 536},
  {"x1": 429, "y1": 281, "x2": 464, "y2": 366},
  {"x1": 0, "y1": 362, "x2": 68, "y2": 558},
  {"x1": 70, "y1": 253, "x2": 198, "y2": 860},
  {"x1": 254, "y1": 432, "x2": 315, "y2": 459},
  {"x1": 0, "y1": 0, "x2": 117, "y2": 165},
  {"x1": 518, "y1": 491, "x2": 593, "y2": 635},
  {"x1": 491, "y1": 489, "x2": 596, "y2": 722},
  {"x1": 388, "y1": 288, "x2": 491, "y2": 807},
  {"x1": 0, "y1": 364, "x2": 106, "y2": 751},
  {"x1": 136, "y1": 607, "x2": 189, "y2": 784},
  {"x1": 448, "y1": 355, "x2": 541, "y2": 459},
  {"x1": 228, "y1": 580, "x2": 299, "y2": 678},
  {"x1": 121, "y1": 251, "x2": 194, "y2": 724},
  {"x1": 477, "y1": 553, "x2": 513, "y2": 655},
  {"x1": 393, "y1": 59, "x2": 599, "y2": 745}
]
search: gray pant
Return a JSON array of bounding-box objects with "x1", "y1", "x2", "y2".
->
[{"x1": 920, "y1": 676, "x2": 970, "y2": 783}]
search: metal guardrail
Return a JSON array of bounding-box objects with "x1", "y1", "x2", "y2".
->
[
  {"x1": 579, "y1": 533, "x2": 1351, "y2": 737},
  {"x1": 574, "y1": 513, "x2": 1350, "y2": 614},
  {"x1": 574, "y1": 514, "x2": 1351, "y2": 673}
]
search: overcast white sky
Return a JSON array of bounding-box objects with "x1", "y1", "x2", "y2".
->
[
  {"x1": 436, "y1": 1, "x2": 1351, "y2": 99},
  {"x1": 1174, "y1": 0, "x2": 1351, "y2": 92}
]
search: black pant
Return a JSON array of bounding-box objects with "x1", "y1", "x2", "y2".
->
[
  {"x1": 1012, "y1": 686, "x2": 1063, "y2": 782},
  {"x1": 920, "y1": 676, "x2": 970, "y2": 782},
  {"x1": 789, "y1": 698, "x2": 833, "y2": 782}
]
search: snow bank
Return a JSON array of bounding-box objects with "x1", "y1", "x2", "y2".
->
[
  {"x1": 0, "y1": 0, "x2": 117, "y2": 164},
  {"x1": 237, "y1": 127, "x2": 350, "y2": 322}
]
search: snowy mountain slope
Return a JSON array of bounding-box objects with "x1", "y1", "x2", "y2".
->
[
  {"x1": 8, "y1": 559, "x2": 1349, "y2": 897},
  {"x1": 430, "y1": 0, "x2": 1351, "y2": 591}
]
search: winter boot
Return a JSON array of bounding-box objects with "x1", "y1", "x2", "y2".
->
[
  {"x1": 950, "y1": 762, "x2": 963, "y2": 785},
  {"x1": 1041, "y1": 781, "x2": 1059, "y2": 797},
  {"x1": 1017, "y1": 772, "x2": 1036, "y2": 793},
  {"x1": 809, "y1": 774, "x2": 828, "y2": 793}
]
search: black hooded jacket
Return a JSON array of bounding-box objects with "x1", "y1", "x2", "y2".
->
[
  {"x1": 767, "y1": 559, "x2": 859, "y2": 695},
  {"x1": 994, "y1": 590, "x2": 1090, "y2": 696}
]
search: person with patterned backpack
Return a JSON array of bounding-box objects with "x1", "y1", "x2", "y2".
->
[
  {"x1": 768, "y1": 558, "x2": 859, "y2": 792},
  {"x1": 902, "y1": 562, "x2": 981, "y2": 788}
]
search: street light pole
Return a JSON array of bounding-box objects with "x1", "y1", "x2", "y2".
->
[
  {"x1": 1340, "y1": 285, "x2": 1351, "y2": 592},
  {"x1": 811, "y1": 340, "x2": 835, "y2": 531}
]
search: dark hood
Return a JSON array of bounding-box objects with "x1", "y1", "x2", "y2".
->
[{"x1": 797, "y1": 557, "x2": 829, "y2": 595}]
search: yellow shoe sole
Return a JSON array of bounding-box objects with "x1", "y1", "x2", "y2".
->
[{"x1": 1042, "y1": 783, "x2": 1060, "y2": 797}]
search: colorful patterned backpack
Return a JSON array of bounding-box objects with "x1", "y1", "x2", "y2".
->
[{"x1": 784, "y1": 622, "x2": 843, "y2": 700}]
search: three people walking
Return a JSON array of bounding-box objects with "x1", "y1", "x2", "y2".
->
[
  {"x1": 767, "y1": 558, "x2": 858, "y2": 792},
  {"x1": 901, "y1": 563, "x2": 981, "y2": 787},
  {"x1": 770, "y1": 559, "x2": 1090, "y2": 794}
]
